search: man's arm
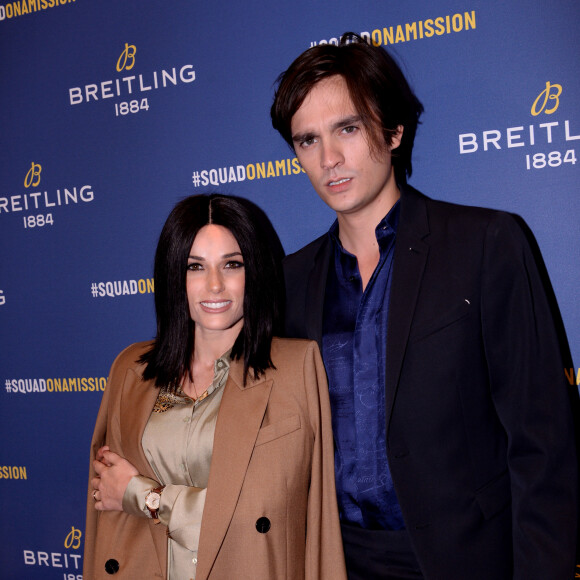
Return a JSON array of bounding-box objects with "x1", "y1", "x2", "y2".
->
[{"x1": 481, "y1": 212, "x2": 578, "y2": 578}]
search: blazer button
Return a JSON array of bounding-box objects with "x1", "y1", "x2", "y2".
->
[
  {"x1": 105, "y1": 559, "x2": 120, "y2": 574},
  {"x1": 255, "y1": 517, "x2": 271, "y2": 533}
]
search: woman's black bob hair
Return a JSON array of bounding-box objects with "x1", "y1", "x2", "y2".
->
[{"x1": 139, "y1": 193, "x2": 285, "y2": 390}]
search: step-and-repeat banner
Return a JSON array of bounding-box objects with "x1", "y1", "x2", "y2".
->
[{"x1": 1, "y1": 1, "x2": 578, "y2": 577}]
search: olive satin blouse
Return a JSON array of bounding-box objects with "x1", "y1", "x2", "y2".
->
[{"x1": 122, "y1": 353, "x2": 230, "y2": 580}]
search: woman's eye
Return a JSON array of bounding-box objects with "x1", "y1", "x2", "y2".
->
[
  {"x1": 225, "y1": 260, "x2": 244, "y2": 269},
  {"x1": 187, "y1": 263, "x2": 203, "y2": 271}
]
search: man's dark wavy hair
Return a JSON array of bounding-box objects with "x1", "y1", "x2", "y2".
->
[
  {"x1": 271, "y1": 33, "x2": 424, "y2": 184},
  {"x1": 139, "y1": 193, "x2": 285, "y2": 390}
]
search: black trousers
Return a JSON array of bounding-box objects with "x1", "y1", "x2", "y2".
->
[{"x1": 341, "y1": 523, "x2": 424, "y2": 580}]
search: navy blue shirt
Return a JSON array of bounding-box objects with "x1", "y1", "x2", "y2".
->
[{"x1": 322, "y1": 201, "x2": 405, "y2": 530}]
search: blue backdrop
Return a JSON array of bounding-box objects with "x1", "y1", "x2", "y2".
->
[{"x1": 1, "y1": 1, "x2": 578, "y2": 577}]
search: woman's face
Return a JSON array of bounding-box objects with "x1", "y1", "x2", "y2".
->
[{"x1": 186, "y1": 224, "x2": 245, "y2": 338}]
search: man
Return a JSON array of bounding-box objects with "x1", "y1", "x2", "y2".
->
[{"x1": 271, "y1": 34, "x2": 578, "y2": 579}]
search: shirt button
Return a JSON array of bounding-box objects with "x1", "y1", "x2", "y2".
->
[
  {"x1": 217, "y1": 361, "x2": 224, "y2": 368},
  {"x1": 192, "y1": 557, "x2": 198, "y2": 564},
  {"x1": 183, "y1": 416, "x2": 190, "y2": 423}
]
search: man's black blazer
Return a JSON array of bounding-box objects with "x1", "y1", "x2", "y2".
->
[{"x1": 283, "y1": 185, "x2": 578, "y2": 579}]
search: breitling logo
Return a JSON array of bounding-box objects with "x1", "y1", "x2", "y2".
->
[
  {"x1": 68, "y1": 43, "x2": 195, "y2": 106},
  {"x1": 531, "y1": 82, "x2": 561, "y2": 116},
  {"x1": 458, "y1": 81, "x2": 579, "y2": 173},
  {"x1": 64, "y1": 527, "x2": 82, "y2": 550}
]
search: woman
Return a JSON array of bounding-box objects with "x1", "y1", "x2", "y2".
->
[{"x1": 83, "y1": 194, "x2": 346, "y2": 580}]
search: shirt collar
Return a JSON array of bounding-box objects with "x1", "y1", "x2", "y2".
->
[
  {"x1": 328, "y1": 199, "x2": 400, "y2": 254},
  {"x1": 174, "y1": 350, "x2": 231, "y2": 405}
]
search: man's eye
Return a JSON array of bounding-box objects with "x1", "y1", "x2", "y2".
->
[{"x1": 342, "y1": 126, "x2": 358, "y2": 134}]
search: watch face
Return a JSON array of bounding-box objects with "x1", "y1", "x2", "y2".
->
[{"x1": 146, "y1": 492, "x2": 160, "y2": 510}]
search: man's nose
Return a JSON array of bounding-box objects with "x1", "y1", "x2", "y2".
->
[{"x1": 320, "y1": 140, "x2": 344, "y2": 170}]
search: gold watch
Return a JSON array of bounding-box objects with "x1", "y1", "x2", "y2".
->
[{"x1": 145, "y1": 486, "x2": 164, "y2": 520}]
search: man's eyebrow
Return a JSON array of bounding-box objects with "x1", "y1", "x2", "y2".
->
[
  {"x1": 292, "y1": 130, "x2": 316, "y2": 143},
  {"x1": 331, "y1": 115, "x2": 361, "y2": 131}
]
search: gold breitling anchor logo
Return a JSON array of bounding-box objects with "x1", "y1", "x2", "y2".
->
[
  {"x1": 531, "y1": 81, "x2": 562, "y2": 116},
  {"x1": 116, "y1": 43, "x2": 137, "y2": 72},
  {"x1": 64, "y1": 526, "x2": 82, "y2": 550},
  {"x1": 24, "y1": 162, "x2": 42, "y2": 188}
]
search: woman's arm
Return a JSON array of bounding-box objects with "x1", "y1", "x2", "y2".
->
[{"x1": 92, "y1": 447, "x2": 207, "y2": 553}]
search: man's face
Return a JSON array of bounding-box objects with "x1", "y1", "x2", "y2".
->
[{"x1": 290, "y1": 75, "x2": 402, "y2": 218}]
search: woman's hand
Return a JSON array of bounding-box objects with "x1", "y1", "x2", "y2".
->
[{"x1": 91, "y1": 446, "x2": 139, "y2": 511}]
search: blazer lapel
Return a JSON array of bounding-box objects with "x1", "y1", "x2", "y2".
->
[
  {"x1": 196, "y1": 359, "x2": 273, "y2": 580},
  {"x1": 119, "y1": 366, "x2": 159, "y2": 480},
  {"x1": 117, "y1": 364, "x2": 168, "y2": 566},
  {"x1": 385, "y1": 186, "x2": 430, "y2": 428}
]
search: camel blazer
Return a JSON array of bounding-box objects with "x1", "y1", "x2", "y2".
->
[
  {"x1": 284, "y1": 185, "x2": 578, "y2": 580},
  {"x1": 83, "y1": 338, "x2": 346, "y2": 580}
]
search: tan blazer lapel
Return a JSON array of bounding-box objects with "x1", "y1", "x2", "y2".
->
[
  {"x1": 118, "y1": 366, "x2": 160, "y2": 479},
  {"x1": 117, "y1": 366, "x2": 168, "y2": 566},
  {"x1": 196, "y1": 359, "x2": 273, "y2": 580}
]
